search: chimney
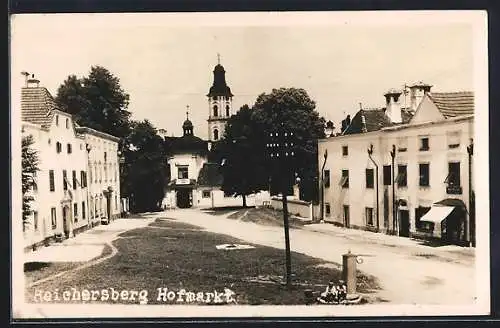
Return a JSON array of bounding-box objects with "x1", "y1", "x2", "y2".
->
[
  {"x1": 409, "y1": 81, "x2": 432, "y2": 111},
  {"x1": 26, "y1": 73, "x2": 40, "y2": 88},
  {"x1": 384, "y1": 88, "x2": 402, "y2": 123},
  {"x1": 361, "y1": 114, "x2": 367, "y2": 133}
]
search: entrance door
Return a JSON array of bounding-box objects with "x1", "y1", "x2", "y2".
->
[
  {"x1": 399, "y1": 210, "x2": 410, "y2": 237},
  {"x1": 62, "y1": 206, "x2": 70, "y2": 238},
  {"x1": 343, "y1": 205, "x2": 350, "y2": 228},
  {"x1": 176, "y1": 189, "x2": 192, "y2": 208}
]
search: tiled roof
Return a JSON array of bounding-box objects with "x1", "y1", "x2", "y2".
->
[
  {"x1": 428, "y1": 92, "x2": 474, "y2": 118},
  {"x1": 21, "y1": 87, "x2": 57, "y2": 129},
  {"x1": 197, "y1": 163, "x2": 223, "y2": 187},
  {"x1": 164, "y1": 135, "x2": 208, "y2": 155},
  {"x1": 342, "y1": 107, "x2": 414, "y2": 135}
]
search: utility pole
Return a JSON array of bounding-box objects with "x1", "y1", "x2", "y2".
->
[
  {"x1": 467, "y1": 138, "x2": 474, "y2": 247},
  {"x1": 367, "y1": 144, "x2": 379, "y2": 232},
  {"x1": 267, "y1": 124, "x2": 295, "y2": 288}
]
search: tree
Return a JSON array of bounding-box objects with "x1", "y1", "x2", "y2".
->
[
  {"x1": 123, "y1": 120, "x2": 167, "y2": 212},
  {"x1": 22, "y1": 135, "x2": 39, "y2": 231},
  {"x1": 55, "y1": 66, "x2": 132, "y2": 146},
  {"x1": 219, "y1": 105, "x2": 268, "y2": 207},
  {"x1": 56, "y1": 66, "x2": 135, "y2": 200},
  {"x1": 252, "y1": 88, "x2": 326, "y2": 202}
]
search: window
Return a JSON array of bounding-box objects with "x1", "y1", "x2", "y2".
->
[
  {"x1": 33, "y1": 211, "x2": 39, "y2": 231},
  {"x1": 65, "y1": 118, "x2": 69, "y2": 129},
  {"x1": 365, "y1": 207, "x2": 374, "y2": 226},
  {"x1": 325, "y1": 203, "x2": 331, "y2": 217},
  {"x1": 56, "y1": 142, "x2": 62, "y2": 153},
  {"x1": 104, "y1": 152, "x2": 107, "y2": 162},
  {"x1": 419, "y1": 163, "x2": 430, "y2": 187},
  {"x1": 324, "y1": 169, "x2": 330, "y2": 188},
  {"x1": 342, "y1": 145, "x2": 348, "y2": 156},
  {"x1": 202, "y1": 191, "x2": 211, "y2": 198},
  {"x1": 51, "y1": 207, "x2": 57, "y2": 229},
  {"x1": 74, "y1": 203, "x2": 78, "y2": 222},
  {"x1": 115, "y1": 195, "x2": 118, "y2": 211},
  {"x1": 366, "y1": 168, "x2": 374, "y2": 188},
  {"x1": 213, "y1": 129, "x2": 219, "y2": 141},
  {"x1": 397, "y1": 137, "x2": 408, "y2": 152},
  {"x1": 82, "y1": 201, "x2": 86, "y2": 219},
  {"x1": 178, "y1": 166, "x2": 189, "y2": 179},
  {"x1": 49, "y1": 170, "x2": 55, "y2": 191},
  {"x1": 81, "y1": 171, "x2": 86, "y2": 188},
  {"x1": 55, "y1": 115, "x2": 59, "y2": 126},
  {"x1": 72, "y1": 170, "x2": 77, "y2": 190},
  {"x1": 63, "y1": 170, "x2": 68, "y2": 190},
  {"x1": 420, "y1": 137, "x2": 429, "y2": 151},
  {"x1": 396, "y1": 165, "x2": 407, "y2": 187},
  {"x1": 445, "y1": 162, "x2": 462, "y2": 194},
  {"x1": 67, "y1": 143, "x2": 72, "y2": 154},
  {"x1": 213, "y1": 105, "x2": 218, "y2": 117},
  {"x1": 383, "y1": 165, "x2": 392, "y2": 185},
  {"x1": 340, "y1": 170, "x2": 349, "y2": 188},
  {"x1": 447, "y1": 131, "x2": 461, "y2": 149},
  {"x1": 94, "y1": 164, "x2": 97, "y2": 183},
  {"x1": 104, "y1": 163, "x2": 108, "y2": 182},
  {"x1": 226, "y1": 105, "x2": 230, "y2": 116},
  {"x1": 415, "y1": 206, "x2": 432, "y2": 232}
]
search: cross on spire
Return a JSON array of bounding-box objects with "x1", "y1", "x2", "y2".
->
[
  {"x1": 186, "y1": 105, "x2": 190, "y2": 120},
  {"x1": 217, "y1": 53, "x2": 220, "y2": 65}
]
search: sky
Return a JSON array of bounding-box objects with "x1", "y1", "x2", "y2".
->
[{"x1": 11, "y1": 12, "x2": 483, "y2": 140}]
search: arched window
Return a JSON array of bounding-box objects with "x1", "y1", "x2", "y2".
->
[
  {"x1": 213, "y1": 129, "x2": 219, "y2": 141},
  {"x1": 213, "y1": 105, "x2": 218, "y2": 117},
  {"x1": 226, "y1": 105, "x2": 230, "y2": 116}
]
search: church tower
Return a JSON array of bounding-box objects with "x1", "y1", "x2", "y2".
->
[{"x1": 207, "y1": 54, "x2": 233, "y2": 142}]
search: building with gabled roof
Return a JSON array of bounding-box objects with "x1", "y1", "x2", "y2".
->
[
  {"x1": 318, "y1": 82, "x2": 475, "y2": 246},
  {"x1": 20, "y1": 76, "x2": 122, "y2": 251}
]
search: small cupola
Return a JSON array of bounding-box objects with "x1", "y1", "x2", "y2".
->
[{"x1": 183, "y1": 105, "x2": 194, "y2": 136}]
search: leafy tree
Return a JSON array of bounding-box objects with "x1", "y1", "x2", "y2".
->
[
  {"x1": 22, "y1": 135, "x2": 39, "y2": 231},
  {"x1": 55, "y1": 66, "x2": 132, "y2": 146},
  {"x1": 123, "y1": 120, "x2": 167, "y2": 212},
  {"x1": 219, "y1": 105, "x2": 268, "y2": 207},
  {"x1": 252, "y1": 88, "x2": 325, "y2": 202}
]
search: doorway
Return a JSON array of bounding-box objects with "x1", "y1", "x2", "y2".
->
[
  {"x1": 176, "y1": 189, "x2": 192, "y2": 208},
  {"x1": 62, "y1": 205, "x2": 70, "y2": 239},
  {"x1": 399, "y1": 209, "x2": 410, "y2": 237}
]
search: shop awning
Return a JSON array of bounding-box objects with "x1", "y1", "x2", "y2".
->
[{"x1": 420, "y1": 205, "x2": 455, "y2": 224}]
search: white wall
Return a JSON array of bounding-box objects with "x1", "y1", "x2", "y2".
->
[
  {"x1": 318, "y1": 115, "x2": 474, "y2": 240},
  {"x1": 270, "y1": 197, "x2": 312, "y2": 221}
]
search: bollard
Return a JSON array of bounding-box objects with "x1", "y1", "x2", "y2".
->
[{"x1": 342, "y1": 250, "x2": 358, "y2": 295}]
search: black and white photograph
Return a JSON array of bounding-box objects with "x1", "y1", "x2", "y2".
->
[{"x1": 10, "y1": 11, "x2": 490, "y2": 319}]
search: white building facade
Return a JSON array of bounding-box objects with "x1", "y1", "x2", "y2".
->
[
  {"x1": 21, "y1": 78, "x2": 121, "y2": 250},
  {"x1": 318, "y1": 85, "x2": 475, "y2": 246}
]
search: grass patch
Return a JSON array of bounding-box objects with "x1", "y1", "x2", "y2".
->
[{"x1": 25, "y1": 220, "x2": 380, "y2": 305}]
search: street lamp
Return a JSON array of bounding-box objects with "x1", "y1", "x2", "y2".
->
[
  {"x1": 367, "y1": 144, "x2": 380, "y2": 232},
  {"x1": 266, "y1": 126, "x2": 296, "y2": 288},
  {"x1": 390, "y1": 144, "x2": 397, "y2": 235}
]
